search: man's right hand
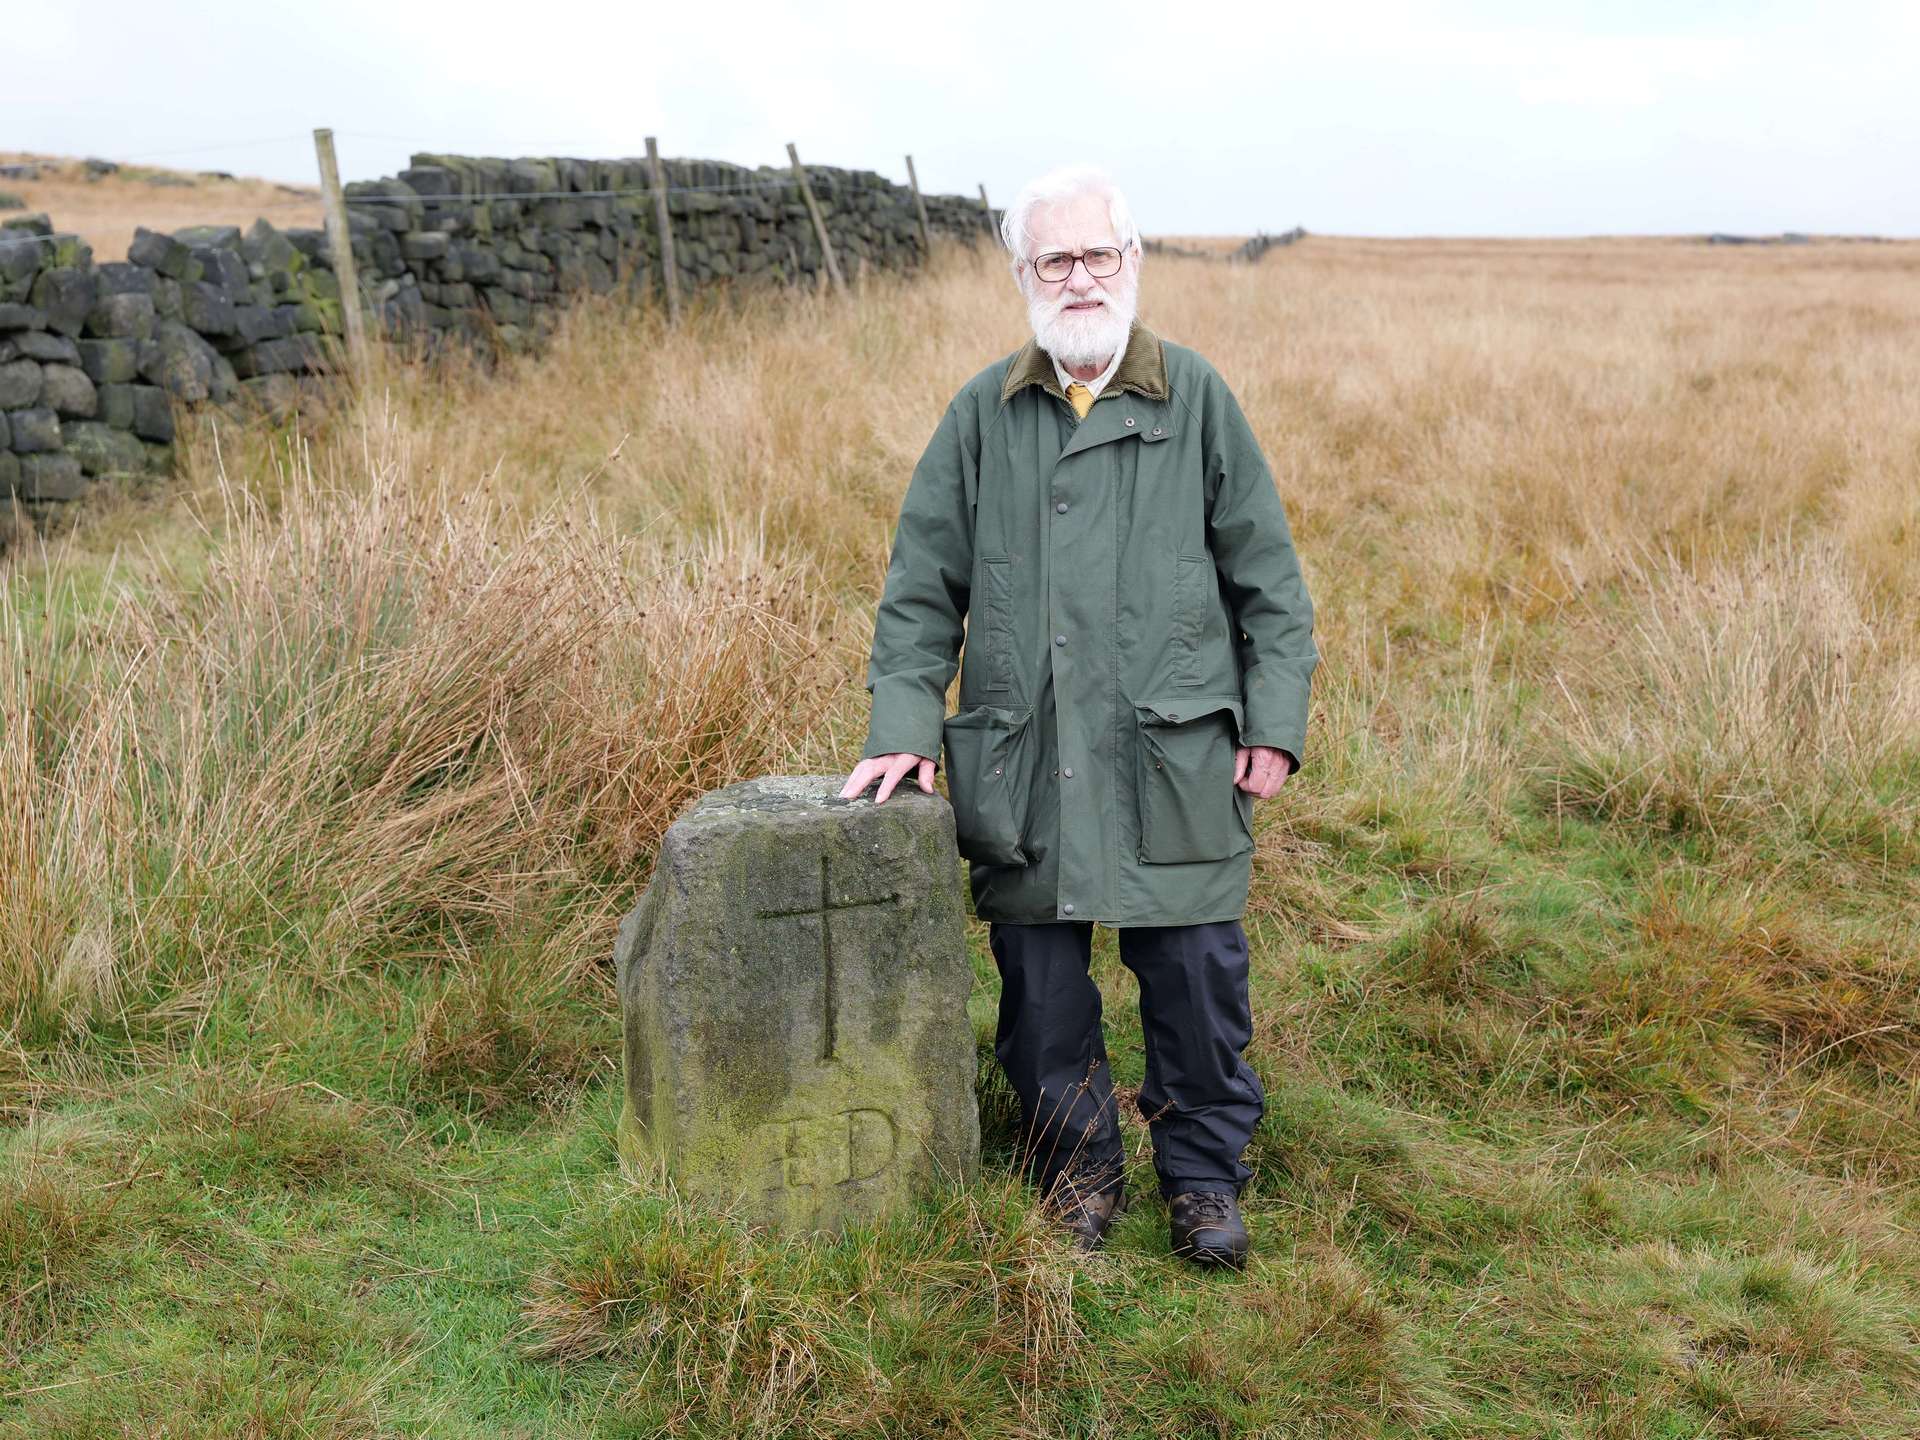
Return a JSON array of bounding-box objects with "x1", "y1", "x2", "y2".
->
[{"x1": 839, "y1": 752, "x2": 938, "y2": 804}]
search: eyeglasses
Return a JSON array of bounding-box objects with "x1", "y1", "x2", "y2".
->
[{"x1": 1029, "y1": 246, "x2": 1124, "y2": 284}]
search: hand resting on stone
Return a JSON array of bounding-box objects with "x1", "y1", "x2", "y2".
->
[{"x1": 839, "y1": 752, "x2": 938, "y2": 805}]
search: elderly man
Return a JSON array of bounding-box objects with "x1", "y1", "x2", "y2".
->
[{"x1": 838, "y1": 164, "x2": 1316, "y2": 1268}]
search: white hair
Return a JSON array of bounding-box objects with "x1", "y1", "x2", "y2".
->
[{"x1": 998, "y1": 165, "x2": 1142, "y2": 277}]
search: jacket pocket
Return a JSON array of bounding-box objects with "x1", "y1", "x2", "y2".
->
[
  {"x1": 941, "y1": 703, "x2": 1035, "y2": 866},
  {"x1": 1134, "y1": 694, "x2": 1252, "y2": 864},
  {"x1": 980, "y1": 557, "x2": 1012, "y2": 691},
  {"x1": 1172, "y1": 553, "x2": 1209, "y2": 686}
]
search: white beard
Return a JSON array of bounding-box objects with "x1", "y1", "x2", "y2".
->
[{"x1": 1028, "y1": 281, "x2": 1136, "y2": 369}]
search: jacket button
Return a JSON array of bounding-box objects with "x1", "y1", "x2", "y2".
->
[
  {"x1": 1063, "y1": 903, "x2": 1075, "y2": 915},
  {"x1": 1123, "y1": 417, "x2": 1135, "y2": 427},
  {"x1": 1055, "y1": 501, "x2": 1067, "y2": 513},
  {"x1": 1151, "y1": 426, "x2": 1164, "y2": 436},
  {"x1": 1054, "y1": 633, "x2": 1066, "y2": 646},
  {"x1": 1063, "y1": 766, "x2": 1073, "y2": 778}
]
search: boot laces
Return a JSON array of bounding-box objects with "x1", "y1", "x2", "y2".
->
[{"x1": 1182, "y1": 1191, "x2": 1234, "y2": 1223}]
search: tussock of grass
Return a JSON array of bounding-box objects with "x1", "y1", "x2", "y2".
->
[
  {"x1": 519, "y1": 1176, "x2": 1088, "y2": 1436},
  {"x1": 1628, "y1": 878, "x2": 1920, "y2": 1077},
  {"x1": 1, "y1": 1116, "x2": 140, "y2": 1362},
  {"x1": 1123, "y1": 1246, "x2": 1460, "y2": 1435},
  {"x1": 405, "y1": 943, "x2": 610, "y2": 1119},
  {"x1": 3, "y1": 432, "x2": 837, "y2": 1041},
  {"x1": 1564, "y1": 1241, "x2": 1920, "y2": 1433},
  {"x1": 137, "y1": 1064, "x2": 411, "y2": 1194},
  {"x1": 1374, "y1": 892, "x2": 1551, "y2": 1002},
  {"x1": 1541, "y1": 537, "x2": 1920, "y2": 858}
]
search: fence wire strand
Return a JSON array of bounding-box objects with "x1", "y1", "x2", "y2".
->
[
  {"x1": 343, "y1": 178, "x2": 801, "y2": 203},
  {"x1": 2, "y1": 141, "x2": 995, "y2": 248}
]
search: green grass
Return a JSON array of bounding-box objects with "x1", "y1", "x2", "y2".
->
[{"x1": 5, "y1": 790, "x2": 1916, "y2": 1438}]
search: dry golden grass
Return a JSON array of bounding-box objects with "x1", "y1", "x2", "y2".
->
[
  {"x1": 6, "y1": 231, "x2": 1918, "y2": 1036},
  {"x1": 0, "y1": 152, "x2": 321, "y2": 257},
  {"x1": 1151, "y1": 233, "x2": 1254, "y2": 255},
  {"x1": 1, "y1": 448, "x2": 837, "y2": 1033}
]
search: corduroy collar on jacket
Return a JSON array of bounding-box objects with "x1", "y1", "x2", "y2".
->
[{"x1": 1000, "y1": 317, "x2": 1169, "y2": 405}]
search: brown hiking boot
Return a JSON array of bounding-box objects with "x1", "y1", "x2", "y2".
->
[
  {"x1": 1168, "y1": 1190, "x2": 1249, "y2": 1268},
  {"x1": 1047, "y1": 1178, "x2": 1128, "y2": 1251}
]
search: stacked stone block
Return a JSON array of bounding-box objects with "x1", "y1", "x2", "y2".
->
[
  {"x1": 123, "y1": 220, "x2": 344, "y2": 415},
  {"x1": 4, "y1": 154, "x2": 994, "y2": 525},
  {"x1": 2, "y1": 219, "x2": 126, "y2": 503}
]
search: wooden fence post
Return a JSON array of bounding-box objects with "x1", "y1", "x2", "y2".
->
[
  {"x1": 978, "y1": 183, "x2": 996, "y2": 242},
  {"x1": 786, "y1": 143, "x2": 845, "y2": 294},
  {"x1": 645, "y1": 137, "x2": 681, "y2": 326},
  {"x1": 311, "y1": 127, "x2": 369, "y2": 374},
  {"x1": 905, "y1": 153, "x2": 933, "y2": 262}
]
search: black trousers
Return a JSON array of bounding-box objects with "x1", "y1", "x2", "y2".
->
[{"x1": 986, "y1": 918, "x2": 1264, "y2": 1203}]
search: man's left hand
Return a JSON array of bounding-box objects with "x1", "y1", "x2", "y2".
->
[{"x1": 1233, "y1": 745, "x2": 1294, "y2": 799}]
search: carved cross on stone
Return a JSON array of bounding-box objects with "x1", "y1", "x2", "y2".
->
[
  {"x1": 757, "y1": 852, "x2": 898, "y2": 1062},
  {"x1": 613, "y1": 775, "x2": 981, "y2": 1234}
]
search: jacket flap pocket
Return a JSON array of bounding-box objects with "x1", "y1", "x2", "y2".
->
[
  {"x1": 1134, "y1": 694, "x2": 1243, "y2": 733},
  {"x1": 1132, "y1": 695, "x2": 1249, "y2": 864},
  {"x1": 941, "y1": 704, "x2": 1035, "y2": 867}
]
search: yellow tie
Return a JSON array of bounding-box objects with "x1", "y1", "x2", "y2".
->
[{"x1": 1065, "y1": 382, "x2": 1093, "y2": 420}]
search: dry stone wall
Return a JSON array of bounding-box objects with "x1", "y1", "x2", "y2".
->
[
  {"x1": 349, "y1": 154, "x2": 996, "y2": 354},
  {"x1": 2, "y1": 153, "x2": 998, "y2": 525}
]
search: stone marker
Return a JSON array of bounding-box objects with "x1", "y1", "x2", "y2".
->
[{"x1": 614, "y1": 775, "x2": 979, "y2": 1233}]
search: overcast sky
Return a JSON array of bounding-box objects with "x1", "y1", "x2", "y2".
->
[{"x1": 13, "y1": 0, "x2": 1917, "y2": 237}]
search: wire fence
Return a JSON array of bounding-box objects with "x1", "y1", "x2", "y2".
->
[
  {"x1": 331, "y1": 176, "x2": 804, "y2": 207},
  {"x1": 1, "y1": 136, "x2": 997, "y2": 255},
  {"x1": 22, "y1": 131, "x2": 792, "y2": 168},
  {"x1": 16, "y1": 131, "x2": 969, "y2": 206},
  {"x1": 101, "y1": 135, "x2": 323, "y2": 163},
  {"x1": 0, "y1": 229, "x2": 87, "y2": 251},
  {"x1": 205, "y1": 174, "x2": 976, "y2": 214}
]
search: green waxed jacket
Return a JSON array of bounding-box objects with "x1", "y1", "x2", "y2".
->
[{"x1": 858, "y1": 318, "x2": 1317, "y2": 926}]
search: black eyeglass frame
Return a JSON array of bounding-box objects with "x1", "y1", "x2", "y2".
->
[{"x1": 1028, "y1": 246, "x2": 1126, "y2": 284}]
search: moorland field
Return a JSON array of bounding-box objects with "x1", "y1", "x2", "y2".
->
[
  {"x1": 3, "y1": 174, "x2": 1919, "y2": 1436},
  {"x1": 0, "y1": 153, "x2": 323, "y2": 261}
]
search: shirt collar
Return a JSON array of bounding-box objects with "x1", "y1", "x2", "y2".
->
[{"x1": 1051, "y1": 343, "x2": 1125, "y2": 399}]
